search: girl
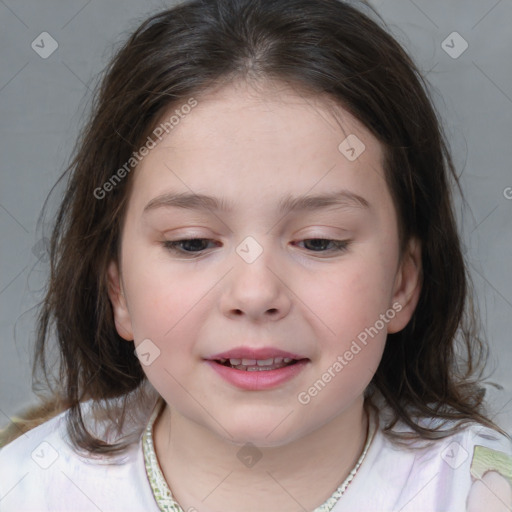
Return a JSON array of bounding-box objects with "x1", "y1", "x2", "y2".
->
[{"x1": 1, "y1": 0, "x2": 511, "y2": 510}]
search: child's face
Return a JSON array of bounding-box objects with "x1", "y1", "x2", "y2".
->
[{"x1": 108, "y1": 80, "x2": 421, "y2": 446}]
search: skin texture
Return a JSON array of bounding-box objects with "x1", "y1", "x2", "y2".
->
[{"x1": 107, "y1": 79, "x2": 422, "y2": 512}]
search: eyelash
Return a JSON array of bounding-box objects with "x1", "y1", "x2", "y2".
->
[{"x1": 162, "y1": 238, "x2": 350, "y2": 257}]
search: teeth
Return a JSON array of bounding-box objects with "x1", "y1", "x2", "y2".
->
[
  {"x1": 228, "y1": 357, "x2": 294, "y2": 367},
  {"x1": 218, "y1": 356, "x2": 300, "y2": 371},
  {"x1": 214, "y1": 356, "x2": 301, "y2": 370},
  {"x1": 238, "y1": 365, "x2": 283, "y2": 371}
]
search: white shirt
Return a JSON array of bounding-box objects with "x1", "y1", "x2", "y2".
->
[{"x1": 1, "y1": 397, "x2": 511, "y2": 512}]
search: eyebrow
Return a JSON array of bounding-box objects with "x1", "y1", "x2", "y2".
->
[{"x1": 143, "y1": 189, "x2": 370, "y2": 215}]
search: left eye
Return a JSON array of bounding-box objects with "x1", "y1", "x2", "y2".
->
[
  {"x1": 163, "y1": 238, "x2": 218, "y2": 255},
  {"x1": 295, "y1": 239, "x2": 349, "y2": 252}
]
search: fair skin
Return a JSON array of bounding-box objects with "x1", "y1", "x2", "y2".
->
[{"x1": 107, "y1": 79, "x2": 422, "y2": 512}]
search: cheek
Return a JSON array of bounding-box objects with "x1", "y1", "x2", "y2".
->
[
  {"x1": 309, "y1": 261, "x2": 395, "y2": 334},
  {"x1": 121, "y1": 258, "x2": 210, "y2": 396},
  {"x1": 121, "y1": 244, "x2": 211, "y2": 339},
  {"x1": 301, "y1": 253, "x2": 395, "y2": 382}
]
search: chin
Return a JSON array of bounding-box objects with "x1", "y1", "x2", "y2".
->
[{"x1": 219, "y1": 413, "x2": 308, "y2": 448}]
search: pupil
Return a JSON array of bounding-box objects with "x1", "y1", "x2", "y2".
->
[
  {"x1": 306, "y1": 239, "x2": 329, "y2": 251},
  {"x1": 185, "y1": 239, "x2": 207, "y2": 251}
]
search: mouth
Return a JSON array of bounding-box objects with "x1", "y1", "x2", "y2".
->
[
  {"x1": 206, "y1": 347, "x2": 309, "y2": 371},
  {"x1": 213, "y1": 356, "x2": 306, "y2": 371},
  {"x1": 205, "y1": 347, "x2": 310, "y2": 390}
]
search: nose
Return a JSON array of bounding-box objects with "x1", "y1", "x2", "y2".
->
[{"x1": 219, "y1": 244, "x2": 292, "y2": 323}]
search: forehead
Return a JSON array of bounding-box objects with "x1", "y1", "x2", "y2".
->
[{"x1": 128, "y1": 79, "x2": 390, "y2": 218}]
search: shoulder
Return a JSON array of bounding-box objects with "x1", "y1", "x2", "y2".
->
[
  {"x1": 0, "y1": 399, "x2": 158, "y2": 512},
  {"x1": 389, "y1": 417, "x2": 512, "y2": 511},
  {"x1": 339, "y1": 408, "x2": 512, "y2": 512},
  {"x1": 462, "y1": 422, "x2": 512, "y2": 511},
  {"x1": 0, "y1": 408, "x2": 72, "y2": 510},
  {"x1": 0, "y1": 406, "x2": 69, "y2": 469}
]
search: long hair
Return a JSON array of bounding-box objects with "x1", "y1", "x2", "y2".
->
[{"x1": 3, "y1": 0, "x2": 508, "y2": 454}]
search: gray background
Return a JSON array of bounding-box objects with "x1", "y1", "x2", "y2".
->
[{"x1": 1, "y1": 0, "x2": 511, "y2": 434}]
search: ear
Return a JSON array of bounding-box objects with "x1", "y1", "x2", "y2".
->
[
  {"x1": 107, "y1": 260, "x2": 134, "y2": 341},
  {"x1": 387, "y1": 237, "x2": 422, "y2": 334}
]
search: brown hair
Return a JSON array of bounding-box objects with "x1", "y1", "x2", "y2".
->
[{"x1": 2, "y1": 0, "x2": 509, "y2": 454}]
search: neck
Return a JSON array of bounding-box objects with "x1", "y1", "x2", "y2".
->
[{"x1": 153, "y1": 398, "x2": 369, "y2": 512}]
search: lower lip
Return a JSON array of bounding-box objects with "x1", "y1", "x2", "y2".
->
[{"x1": 205, "y1": 359, "x2": 309, "y2": 390}]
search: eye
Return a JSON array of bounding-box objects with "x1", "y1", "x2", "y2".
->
[
  {"x1": 162, "y1": 237, "x2": 350, "y2": 258},
  {"x1": 162, "y1": 238, "x2": 219, "y2": 257},
  {"x1": 295, "y1": 238, "x2": 349, "y2": 253}
]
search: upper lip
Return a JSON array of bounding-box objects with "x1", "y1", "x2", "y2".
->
[{"x1": 207, "y1": 347, "x2": 307, "y2": 361}]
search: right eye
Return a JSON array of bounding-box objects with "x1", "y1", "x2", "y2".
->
[{"x1": 162, "y1": 238, "x2": 220, "y2": 257}]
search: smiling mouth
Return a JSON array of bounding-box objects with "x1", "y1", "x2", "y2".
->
[{"x1": 214, "y1": 357, "x2": 306, "y2": 371}]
